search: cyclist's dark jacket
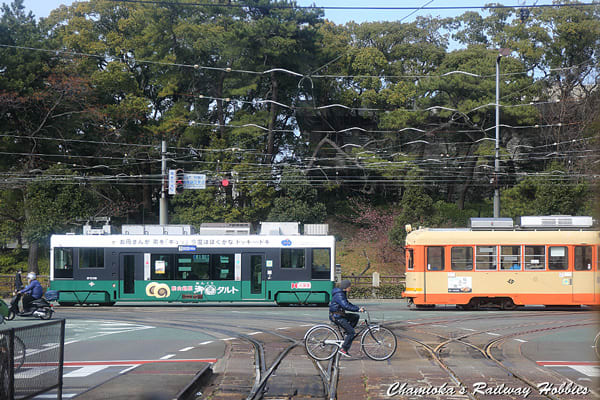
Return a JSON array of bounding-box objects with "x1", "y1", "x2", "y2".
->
[{"x1": 329, "y1": 288, "x2": 359, "y2": 316}]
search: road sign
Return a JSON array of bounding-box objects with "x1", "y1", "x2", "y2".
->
[
  {"x1": 168, "y1": 171, "x2": 206, "y2": 192},
  {"x1": 184, "y1": 173, "x2": 206, "y2": 189},
  {"x1": 168, "y1": 169, "x2": 176, "y2": 195}
]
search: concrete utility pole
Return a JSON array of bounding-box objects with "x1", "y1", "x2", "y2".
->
[
  {"x1": 494, "y1": 48, "x2": 511, "y2": 218},
  {"x1": 159, "y1": 140, "x2": 168, "y2": 225}
]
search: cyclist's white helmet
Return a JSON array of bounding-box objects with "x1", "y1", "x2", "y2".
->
[{"x1": 27, "y1": 272, "x2": 36, "y2": 280}]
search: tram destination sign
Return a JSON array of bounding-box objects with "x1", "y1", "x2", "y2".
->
[{"x1": 178, "y1": 245, "x2": 197, "y2": 252}]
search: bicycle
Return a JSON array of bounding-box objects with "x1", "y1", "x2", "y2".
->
[
  {"x1": 594, "y1": 332, "x2": 600, "y2": 360},
  {"x1": 304, "y1": 310, "x2": 397, "y2": 361},
  {"x1": 0, "y1": 299, "x2": 26, "y2": 370},
  {"x1": 0, "y1": 299, "x2": 25, "y2": 399}
]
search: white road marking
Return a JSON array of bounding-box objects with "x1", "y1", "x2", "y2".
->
[
  {"x1": 15, "y1": 366, "x2": 56, "y2": 379},
  {"x1": 460, "y1": 328, "x2": 476, "y2": 331},
  {"x1": 199, "y1": 341, "x2": 213, "y2": 345},
  {"x1": 569, "y1": 366, "x2": 600, "y2": 377},
  {"x1": 221, "y1": 337, "x2": 236, "y2": 341},
  {"x1": 247, "y1": 332, "x2": 262, "y2": 335},
  {"x1": 514, "y1": 339, "x2": 528, "y2": 343},
  {"x1": 64, "y1": 366, "x2": 110, "y2": 378},
  {"x1": 179, "y1": 347, "x2": 194, "y2": 352},
  {"x1": 160, "y1": 354, "x2": 175, "y2": 360},
  {"x1": 487, "y1": 332, "x2": 501, "y2": 336},
  {"x1": 34, "y1": 394, "x2": 77, "y2": 399},
  {"x1": 120, "y1": 365, "x2": 140, "y2": 374}
]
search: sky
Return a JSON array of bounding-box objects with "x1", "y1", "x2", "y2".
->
[{"x1": 22, "y1": 0, "x2": 558, "y2": 25}]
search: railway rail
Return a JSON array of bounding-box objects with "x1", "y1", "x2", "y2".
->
[
  {"x1": 78, "y1": 312, "x2": 341, "y2": 399},
  {"x1": 394, "y1": 316, "x2": 599, "y2": 400},
  {"x1": 57, "y1": 306, "x2": 597, "y2": 399}
]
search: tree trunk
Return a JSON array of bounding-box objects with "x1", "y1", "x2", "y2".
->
[{"x1": 28, "y1": 241, "x2": 39, "y2": 274}]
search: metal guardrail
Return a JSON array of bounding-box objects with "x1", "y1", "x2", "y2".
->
[
  {"x1": 0, "y1": 319, "x2": 65, "y2": 400},
  {"x1": 341, "y1": 274, "x2": 405, "y2": 287}
]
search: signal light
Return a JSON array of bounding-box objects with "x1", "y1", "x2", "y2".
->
[
  {"x1": 175, "y1": 168, "x2": 184, "y2": 194},
  {"x1": 221, "y1": 178, "x2": 230, "y2": 187}
]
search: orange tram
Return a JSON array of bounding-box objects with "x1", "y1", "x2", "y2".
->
[{"x1": 402, "y1": 216, "x2": 600, "y2": 310}]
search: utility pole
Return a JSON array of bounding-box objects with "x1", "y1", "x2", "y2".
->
[
  {"x1": 159, "y1": 140, "x2": 168, "y2": 225},
  {"x1": 494, "y1": 48, "x2": 511, "y2": 218}
]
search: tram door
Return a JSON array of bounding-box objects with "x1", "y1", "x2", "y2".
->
[
  {"x1": 119, "y1": 253, "x2": 141, "y2": 299},
  {"x1": 573, "y1": 246, "x2": 594, "y2": 303},
  {"x1": 242, "y1": 253, "x2": 266, "y2": 300}
]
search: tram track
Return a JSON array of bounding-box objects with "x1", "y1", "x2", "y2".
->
[
  {"x1": 75, "y1": 312, "x2": 339, "y2": 399},
  {"x1": 399, "y1": 318, "x2": 599, "y2": 400},
  {"x1": 59, "y1": 307, "x2": 597, "y2": 399}
]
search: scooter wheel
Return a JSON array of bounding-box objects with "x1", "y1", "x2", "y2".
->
[
  {"x1": 6, "y1": 310, "x2": 15, "y2": 321},
  {"x1": 39, "y1": 309, "x2": 53, "y2": 320}
]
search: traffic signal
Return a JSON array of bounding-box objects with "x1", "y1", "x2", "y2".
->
[
  {"x1": 221, "y1": 178, "x2": 230, "y2": 187},
  {"x1": 175, "y1": 169, "x2": 184, "y2": 194}
]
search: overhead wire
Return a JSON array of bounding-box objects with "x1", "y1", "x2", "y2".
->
[
  {"x1": 0, "y1": 3, "x2": 597, "y2": 190},
  {"x1": 104, "y1": 0, "x2": 600, "y2": 11},
  {"x1": 0, "y1": 43, "x2": 594, "y2": 81}
]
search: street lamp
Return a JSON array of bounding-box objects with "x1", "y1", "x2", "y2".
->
[{"x1": 494, "y1": 48, "x2": 511, "y2": 218}]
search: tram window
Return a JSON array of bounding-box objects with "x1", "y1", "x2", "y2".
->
[
  {"x1": 281, "y1": 249, "x2": 305, "y2": 269},
  {"x1": 176, "y1": 254, "x2": 210, "y2": 280},
  {"x1": 451, "y1": 247, "x2": 473, "y2": 271},
  {"x1": 574, "y1": 246, "x2": 593, "y2": 271},
  {"x1": 426, "y1": 247, "x2": 444, "y2": 271},
  {"x1": 407, "y1": 249, "x2": 414, "y2": 270},
  {"x1": 79, "y1": 248, "x2": 104, "y2": 269},
  {"x1": 500, "y1": 246, "x2": 521, "y2": 270},
  {"x1": 54, "y1": 248, "x2": 73, "y2": 278},
  {"x1": 213, "y1": 254, "x2": 234, "y2": 280},
  {"x1": 311, "y1": 248, "x2": 331, "y2": 279},
  {"x1": 151, "y1": 254, "x2": 173, "y2": 280},
  {"x1": 476, "y1": 246, "x2": 497, "y2": 270},
  {"x1": 524, "y1": 246, "x2": 545, "y2": 270},
  {"x1": 548, "y1": 246, "x2": 568, "y2": 270}
]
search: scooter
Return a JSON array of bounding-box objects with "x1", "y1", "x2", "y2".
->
[{"x1": 5, "y1": 292, "x2": 54, "y2": 320}]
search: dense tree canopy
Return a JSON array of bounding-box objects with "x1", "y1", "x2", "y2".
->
[{"x1": 0, "y1": 0, "x2": 597, "y2": 271}]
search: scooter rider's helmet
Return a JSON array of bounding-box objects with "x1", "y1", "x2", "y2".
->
[{"x1": 27, "y1": 272, "x2": 36, "y2": 281}]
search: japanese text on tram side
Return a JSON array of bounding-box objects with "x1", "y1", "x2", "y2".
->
[{"x1": 386, "y1": 381, "x2": 590, "y2": 398}]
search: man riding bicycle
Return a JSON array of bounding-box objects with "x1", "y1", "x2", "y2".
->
[{"x1": 329, "y1": 279, "x2": 364, "y2": 357}]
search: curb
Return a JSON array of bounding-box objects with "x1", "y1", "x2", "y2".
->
[{"x1": 175, "y1": 364, "x2": 213, "y2": 400}]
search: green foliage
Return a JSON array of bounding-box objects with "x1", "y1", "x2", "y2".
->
[
  {"x1": 0, "y1": 0, "x2": 598, "y2": 275},
  {"x1": 23, "y1": 166, "x2": 98, "y2": 242},
  {"x1": 501, "y1": 163, "x2": 591, "y2": 220},
  {"x1": 0, "y1": 249, "x2": 28, "y2": 272},
  {"x1": 267, "y1": 168, "x2": 327, "y2": 223},
  {"x1": 389, "y1": 171, "x2": 434, "y2": 247},
  {"x1": 347, "y1": 284, "x2": 406, "y2": 299}
]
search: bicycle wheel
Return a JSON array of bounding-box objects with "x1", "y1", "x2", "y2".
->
[
  {"x1": 361, "y1": 325, "x2": 397, "y2": 361},
  {"x1": 0, "y1": 337, "x2": 9, "y2": 399},
  {"x1": 594, "y1": 332, "x2": 600, "y2": 360},
  {"x1": 0, "y1": 333, "x2": 25, "y2": 370},
  {"x1": 304, "y1": 325, "x2": 340, "y2": 361},
  {"x1": 13, "y1": 336, "x2": 25, "y2": 370}
]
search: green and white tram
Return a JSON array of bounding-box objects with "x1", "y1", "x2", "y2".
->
[{"x1": 49, "y1": 222, "x2": 335, "y2": 306}]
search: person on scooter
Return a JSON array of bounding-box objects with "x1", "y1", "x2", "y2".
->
[{"x1": 18, "y1": 272, "x2": 43, "y2": 313}]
